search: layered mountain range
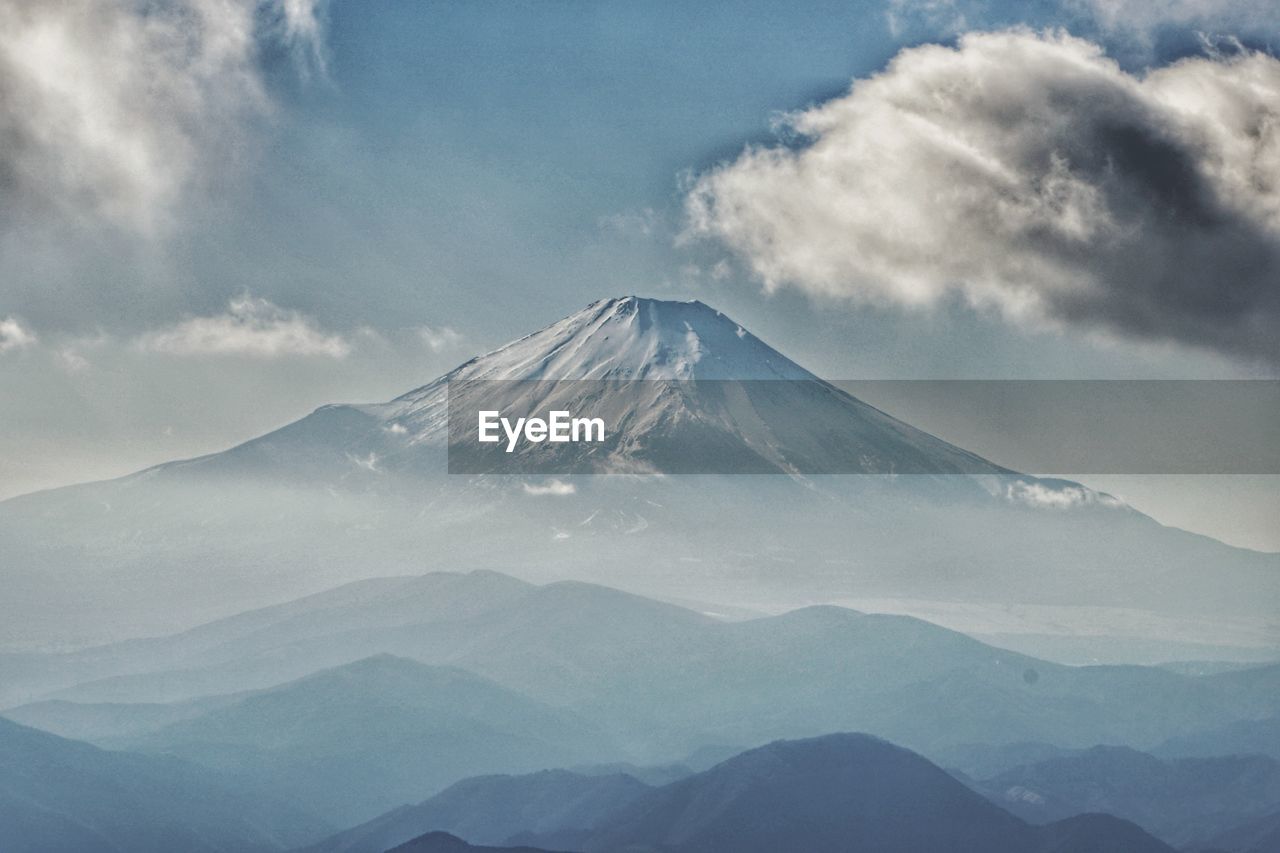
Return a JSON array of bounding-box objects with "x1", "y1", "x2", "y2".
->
[
  {"x1": 305, "y1": 734, "x2": 1182, "y2": 853},
  {"x1": 2, "y1": 568, "x2": 1275, "y2": 851},
  {"x1": 3, "y1": 570, "x2": 1276, "y2": 830}
]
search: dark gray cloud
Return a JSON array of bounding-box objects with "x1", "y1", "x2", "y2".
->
[{"x1": 686, "y1": 30, "x2": 1280, "y2": 363}]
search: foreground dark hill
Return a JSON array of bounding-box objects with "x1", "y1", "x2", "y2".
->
[
  {"x1": 1, "y1": 297, "x2": 1275, "y2": 657},
  {"x1": 6, "y1": 573, "x2": 1276, "y2": 765},
  {"x1": 106, "y1": 655, "x2": 616, "y2": 827},
  {"x1": 303, "y1": 770, "x2": 649, "y2": 853},
  {"x1": 335, "y1": 735, "x2": 1175, "y2": 853},
  {"x1": 1205, "y1": 809, "x2": 1280, "y2": 853},
  {"x1": 974, "y1": 745, "x2": 1280, "y2": 847},
  {"x1": 1032, "y1": 814, "x2": 1179, "y2": 853},
  {"x1": 0, "y1": 717, "x2": 327, "y2": 852},
  {"x1": 555, "y1": 733, "x2": 1017, "y2": 853},
  {"x1": 387, "y1": 834, "x2": 565, "y2": 853},
  {"x1": 526, "y1": 734, "x2": 1174, "y2": 853}
]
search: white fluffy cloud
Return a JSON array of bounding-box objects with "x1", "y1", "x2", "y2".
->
[
  {"x1": 0, "y1": 0, "x2": 326, "y2": 234},
  {"x1": 686, "y1": 30, "x2": 1280, "y2": 363},
  {"x1": 136, "y1": 294, "x2": 351, "y2": 358},
  {"x1": 0, "y1": 316, "x2": 37, "y2": 353}
]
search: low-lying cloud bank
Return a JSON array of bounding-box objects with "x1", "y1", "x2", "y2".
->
[{"x1": 686, "y1": 30, "x2": 1280, "y2": 363}]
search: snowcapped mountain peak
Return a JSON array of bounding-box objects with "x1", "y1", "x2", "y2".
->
[
  {"x1": 373, "y1": 295, "x2": 824, "y2": 445},
  {"x1": 378, "y1": 296, "x2": 817, "y2": 431},
  {"x1": 365, "y1": 296, "x2": 1008, "y2": 477},
  {"x1": 445, "y1": 295, "x2": 816, "y2": 383}
]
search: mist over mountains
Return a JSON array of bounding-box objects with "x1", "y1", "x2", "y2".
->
[
  {"x1": 972, "y1": 746, "x2": 1280, "y2": 847},
  {"x1": 0, "y1": 717, "x2": 328, "y2": 853},
  {"x1": 1, "y1": 297, "x2": 1276, "y2": 665},
  {"x1": 4, "y1": 570, "x2": 1275, "y2": 762},
  {"x1": 306, "y1": 734, "x2": 1182, "y2": 853},
  {"x1": 1, "y1": 708, "x2": 1197, "y2": 853},
  {"x1": 2, "y1": 568, "x2": 1275, "y2": 851}
]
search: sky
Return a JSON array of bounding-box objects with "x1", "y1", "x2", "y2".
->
[{"x1": 1, "y1": 0, "x2": 1279, "y2": 548}]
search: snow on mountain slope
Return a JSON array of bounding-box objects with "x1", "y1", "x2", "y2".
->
[
  {"x1": 447, "y1": 296, "x2": 817, "y2": 381},
  {"x1": 365, "y1": 296, "x2": 815, "y2": 448},
  {"x1": 313, "y1": 296, "x2": 1011, "y2": 476}
]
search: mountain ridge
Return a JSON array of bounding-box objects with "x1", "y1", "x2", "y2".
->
[
  {"x1": 368, "y1": 733, "x2": 1178, "y2": 853},
  {"x1": 7, "y1": 570, "x2": 1276, "y2": 771},
  {"x1": 0, "y1": 716, "x2": 329, "y2": 852}
]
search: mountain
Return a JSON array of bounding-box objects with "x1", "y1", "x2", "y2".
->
[
  {"x1": 2, "y1": 695, "x2": 242, "y2": 742},
  {"x1": 1156, "y1": 716, "x2": 1280, "y2": 762},
  {"x1": 386, "y1": 833, "x2": 562, "y2": 853},
  {"x1": 974, "y1": 745, "x2": 1280, "y2": 847},
  {"x1": 525, "y1": 733, "x2": 1175, "y2": 853},
  {"x1": 1, "y1": 297, "x2": 1276, "y2": 657},
  {"x1": 0, "y1": 716, "x2": 328, "y2": 852},
  {"x1": 302, "y1": 770, "x2": 650, "y2": 853},
  {"x1": 934, "y1": 741, "x2": 1072, "y2": 779},
  {"x1": 0, "y1": 569, "x2": 538, "y2": 707},
  {"x1": 400, "y1": 296, "x2": 1005, "y2": 476},
  {"x1": 308, "y1": 734, "x2": 1176, "y2": 853},
  {"x1": 1204, "y1": 809, "x2": 1280, "y2": 853},
  {"x1": 1033, "y1": 813, "x2": 1180, "y2": 853},
  {"x1": 109, "y1": 655, "x2": 619, "y2": 827},
  {"x1": 7, "y1": 572, "x2": 1276, "y2": 765}
]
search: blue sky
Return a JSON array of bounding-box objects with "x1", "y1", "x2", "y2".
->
[{"x1": 1, "y1": 0, "x2": 1278, "y2": 546}]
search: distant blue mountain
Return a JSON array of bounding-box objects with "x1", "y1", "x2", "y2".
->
[
  {"x1": 1204, "y1": 808, "x2": 1280, "y2": 853},
  {"x1": 111, "y1": 655, "x2": 618, "y2": 827},
  {"x1": 1156, "y1": 715, "x2": 1280, "y2": 762},
  {"x1": 385, "y1": 833, "x2": 565, "y2": 853},
  {"x1": 974, "y1": 745, "x2": 1280, "y2": 848},
  {"x1": 8, "y1": 572, "x2": 1277, "y2": 773},
  {"x1": 0, "y1": 716, "x2": 329, "y2": 852},
  {"x1": 303, "y1": 770, "x2": 649, "y2": 853},
  {"x1": 378, "y1": 734, "x2": 1178, "y2": 853}
]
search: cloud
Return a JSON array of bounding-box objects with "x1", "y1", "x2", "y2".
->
[
  {"x1": 0, "y1": 316, "x2": 36, "y2": 352},
  {"x1": 523, "y1": 479, "x2": 577, "y2": 497},
  {"x1": 0, "y1": 0, "x2": 326, "y2": 235},
  {"x1": 685, "y1": 31, "x2": 1280, "y2": 363},
  {"x1": 136, "y1": 294, "x2": 351, "y2": 358},
  {"x1": 348, "y1": 451, "x2": 381, "y2": 473},
  {"x1": 886, "y1": 0, "x2": 1280, "y2": 46},
  {"x1": 56, "y1": 348, "x2": 90, "y2": 372},
  {"x1": 885, "y1": 0, "x2": 970, "y2": 38},
  {"x1": 417, "y1": 325, "x2": 464, "y2": 353},
  {"x1": 1004, "y1": 479, "x2": 1124, "y2": 509},
  {"x1": 1077, "y1": 0, "x2": 1279, "y2": 38}
]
